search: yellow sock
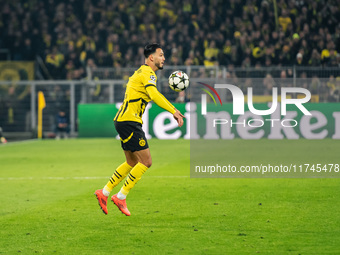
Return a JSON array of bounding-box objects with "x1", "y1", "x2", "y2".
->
[
  {"x1": 104, "y1": 162, "x2": 132, "y2": 194},
  {"x1": 120, "y1": 162, "x2": 148, "y2": 196}
]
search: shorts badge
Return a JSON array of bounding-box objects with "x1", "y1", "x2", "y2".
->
[{"x1": 139, "y1": 138, "x2": 146, "y2": 147}]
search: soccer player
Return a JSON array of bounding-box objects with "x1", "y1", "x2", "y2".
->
[{"x1": 95, "y1": 43, "x2": 184, "y2": 216}]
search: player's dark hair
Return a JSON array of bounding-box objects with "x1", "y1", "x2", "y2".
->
[{"x1": 144, "y1": 43, "x2": 162, "y2": 58}]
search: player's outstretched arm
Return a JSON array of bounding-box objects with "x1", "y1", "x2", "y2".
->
[
  {"x1": 146, "y1": 86, "x2": 184, "y2": 127},
  {"x1": 146, "y1": 85, "x2": 176, "y2": 113}
]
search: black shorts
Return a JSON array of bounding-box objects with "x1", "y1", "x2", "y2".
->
[{"x1": 114, "y1": 121, "x2": 149, "y2": 152}]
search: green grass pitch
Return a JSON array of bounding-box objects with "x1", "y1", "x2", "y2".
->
[{"x1": 1, "y1": 138, "x2": 340, "y2": 254}]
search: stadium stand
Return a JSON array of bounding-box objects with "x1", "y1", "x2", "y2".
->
[{"x1": 0, "y1": 0, "x2": 339, "y2": 80}]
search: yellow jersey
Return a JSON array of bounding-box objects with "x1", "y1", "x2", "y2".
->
[{"x1": 114, "y1": 64, "x2": 175, "y2": 124}]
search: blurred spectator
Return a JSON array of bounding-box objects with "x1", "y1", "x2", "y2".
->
[
  {"x1": 45, "y1": 47, "x2": 65, "y2": 79},
  {"x1": 295, "y1": 53, "x2": 304, "y2": 66},
  {"x1": 263, "y1": 73, "x2": 275, "y2": 96},
  {"x1": 55, "y1": 110, "x2": 69, "y2": 139},
  {"x1": 278, "y1": 9, "x2": 292, "y2": 33},
  {"x1": 175, "y1": 91, "x2": 189, "y2": 103},
  {"x1": 21, "y1": 38, "x2": 36, "y2": 60},
  {"x1": 336, "y1": 54, "x2": 340, "y2": 68},
  {"x1": 308, "y1": 49, "x2": 321, "y2": 66},
  {"x1": 204, "y1": 40, "x2": 219, "y2": 66},
  {"x1": 0, "y1": 0, "x2": 339, "y2": 79}
]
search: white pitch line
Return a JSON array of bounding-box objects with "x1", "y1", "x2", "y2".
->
[
  {"x1": 150, "y1": 176, "x2": 189, "y2": 178},
  {"x1": 0, "y1": 176, "x2": 189, "y2": 181}
]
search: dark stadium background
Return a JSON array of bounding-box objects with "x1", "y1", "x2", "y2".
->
[{"x1": 0, "y1": 0, "x2": 339, "y2": 140}]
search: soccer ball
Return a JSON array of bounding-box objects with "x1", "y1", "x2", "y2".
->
[{"x1": 168, "y1": 71, "x2": 189, "y2": 92}]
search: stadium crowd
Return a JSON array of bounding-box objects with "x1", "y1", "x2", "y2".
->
[{"x1": 1, "y1": 0, "x2": 340, "y2": 80}]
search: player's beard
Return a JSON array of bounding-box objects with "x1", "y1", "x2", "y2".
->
[{"x1": 155, "y1": 61, "x2": 164, "y2": 70}]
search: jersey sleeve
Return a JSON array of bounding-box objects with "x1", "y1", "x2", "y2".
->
[
  {"x1": 140, "y1": 70, "x2": 157, "y2": 88},
  {"x1": 146, "y1": 86, "x2": 176, "y2": 114}
]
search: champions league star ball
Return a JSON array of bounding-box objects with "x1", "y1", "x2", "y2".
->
[{"x1": 168, "y1": 70, "x2": 189, "y2": 92}]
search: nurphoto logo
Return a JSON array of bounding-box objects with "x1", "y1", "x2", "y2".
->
[{"x1": 200, "y1": 83, "x2": 311, "y2": 128}]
